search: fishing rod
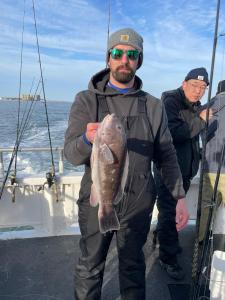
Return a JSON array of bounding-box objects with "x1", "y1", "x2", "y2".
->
[
  {"x1": 32, "y1": 0, "x2": 58, "y2": 198},
  {"x1": 16, "y1": 77, "x2": 37, "y2": 135},
  {"x1": 105, "y1": 0, "x2": 111, "y2": 69},
  {"x1": 192, "y1": 138, "x2": 225, "y2": 299},
  {"x1": 1, "y1": 1, "x2": 58, "y2": 201},
  {"x1": 9, "y1": 4, "x2": 42, "y2": 200},
  {"x1": 0, "y1": 79, "x2": 42, "y2": 200},
  {"x1": 212, "y1": 101, "x2": 225, "y2": 115},
  {"x1": 10, "y1": 0, "x2": 26, "y2": 201},
  {"x1": 190, "y1": 0, "x2": 221, "y2": 298}
]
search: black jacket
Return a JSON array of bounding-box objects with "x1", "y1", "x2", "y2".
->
[
  {"x1": 64, "y1": 69, "x2": 185, "y2": 200},
  {"x1": 162, "y1": 87, "x2": 205, "y2": 179},
  {"x1": 204, "y1": 92, "x2": 225, "y2": 173}
]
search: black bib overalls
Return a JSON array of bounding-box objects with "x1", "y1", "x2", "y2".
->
[{"x1": 74, "y1": 95, "x2": 156, "y2": 300}]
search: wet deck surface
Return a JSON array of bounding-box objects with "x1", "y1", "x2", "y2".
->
[{"x1": 0, "y1": 225, "x2": 195, "y2": 300}]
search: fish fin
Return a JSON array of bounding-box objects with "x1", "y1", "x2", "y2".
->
[
  {"x1": 90, "y1": 184, "x2": 99, "y2": 207},
  {"x1": 113, "y1": 186, "x2": 123, "y2": 205},
  {"x1": 121, "y1": 151, "x2": 129, "y2": 191},
  {"x1": 98, "y1": 206, "x2": 120, "y2": 234},
  {"x1": 99, "y1": 144, "x2": 114, "y2": 164},
  {"x1": 113, "y1": 151, "x2": 129, "y2": 205}
]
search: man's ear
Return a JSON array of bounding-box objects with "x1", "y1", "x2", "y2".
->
[
  {"x1": 137, "y1": 52, "x2": 143, "y2": 69},
  {"x1": 182, "y1": 80, "x2": 187, "y2": 89},
  {"x1": 106, "y1": 52, "x2": 110, "y2": 68}
]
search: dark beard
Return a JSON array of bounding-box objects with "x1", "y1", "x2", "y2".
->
[{"x1": 111, "y1": 65, "x2": 135, "y2": 83}]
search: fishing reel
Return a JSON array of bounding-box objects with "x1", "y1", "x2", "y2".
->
[
  {"x1": 45, "y1": 172, "x2": 55, "y2": 188},
  {"x1": 10, "y1": 174, "x2": 16, "y2": 186},
  {"x1": 38, "y1": 172, "x2": 56, "y2": 191},
  {"x1": 9, "y1": 174, "x2": 18, "y2": 203}
]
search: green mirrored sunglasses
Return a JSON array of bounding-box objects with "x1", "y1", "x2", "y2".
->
[{"x1": 109, "y1": 48, "x2": 139, "y2": 61}]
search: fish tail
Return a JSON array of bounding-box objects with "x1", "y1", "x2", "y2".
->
[{"x1": 98, "y1": 206, "x2": 120, "y2": 234}]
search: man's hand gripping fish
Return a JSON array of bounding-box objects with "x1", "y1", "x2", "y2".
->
[{"x1": 90, "y1": 114, "x2": 129, "y2": 234}]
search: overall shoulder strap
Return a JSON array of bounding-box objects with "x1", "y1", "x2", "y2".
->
[
  {"x1": 96, "y1": 94, "x2": 110, "y2": 121},
  {"x1": 138, "y1": 95, "x2": 147, "y2": 114},
  {"x1": 138, "y1": 95, "x2": 155, "y2": 142}
]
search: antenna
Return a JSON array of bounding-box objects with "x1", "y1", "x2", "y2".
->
[{"x1": 106, "y1": 0, "x2": 111, "y2": 68}]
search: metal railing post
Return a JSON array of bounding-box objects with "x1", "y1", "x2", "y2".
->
[
  {"x1": 59, "y1": 149, "x2": 64, "y2": 175},
  {"x1": 0, "y1": 147, "x2": 66, "y2": 177}
]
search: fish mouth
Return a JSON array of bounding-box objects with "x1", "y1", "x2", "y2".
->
[{"x1": 104, "y1": 113, "x2": 116, "y2": 121}]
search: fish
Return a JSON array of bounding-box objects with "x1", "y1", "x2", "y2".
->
[{"x1": 90, "y1": 113, "x2": 129, "y2": 234}]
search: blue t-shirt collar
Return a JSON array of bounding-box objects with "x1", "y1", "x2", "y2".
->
[{"x1": 107, "y1": 81, "x2": 132, "y2": 94}]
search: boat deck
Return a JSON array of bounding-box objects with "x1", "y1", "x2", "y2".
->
[{"x1": 0, "y1": 224, "x2": 200, "y2": 300}]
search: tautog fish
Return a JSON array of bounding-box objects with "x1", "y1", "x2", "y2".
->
[{"x1": 90, "y1": 114, "x2": 129, "y2": 234}]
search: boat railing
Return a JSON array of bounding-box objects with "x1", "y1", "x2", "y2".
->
[{"x1": 0, "y1": 147, "x2": 65, "y2": 178}]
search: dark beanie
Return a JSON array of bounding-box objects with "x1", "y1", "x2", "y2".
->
[
  {"x1": 107, "y1": 28, "x2": 143, "y2": 69},
  {"x1": 185, "y1": 67, "x2": 209, "y2": 85},
  {"x1": 217, "y1": 80, "x2": 225, "y2": 94}
]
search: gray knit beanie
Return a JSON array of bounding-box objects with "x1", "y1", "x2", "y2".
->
[{"x1": 107, "y1": 28, "x2": 144, "y2": 69}]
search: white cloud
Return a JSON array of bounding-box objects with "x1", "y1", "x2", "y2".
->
[{"x1": 0, "y1": 0, "x2": 225, "y2": 101}]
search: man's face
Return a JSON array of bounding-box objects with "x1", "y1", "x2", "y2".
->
[
  {"x1": 182, "y1": 79, "x2": 207, "y2": 103},
  {"x1": 108, "y1": 44, "x2": 139, "y2": 84}
]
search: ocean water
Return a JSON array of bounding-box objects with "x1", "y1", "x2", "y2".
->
[{"x1": 0, "y1": 100, "x2": 84, "y2": 176}]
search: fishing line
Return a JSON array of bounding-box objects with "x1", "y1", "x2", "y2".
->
[
  {"x1": 2, "y1": 42, "x2": 61, "y2": 197},
  {"x1": 16, "y1": 78, "x2": 41, "y2": 140},
  {"x1": 17, "y1": 79, "x2": 42, "y2": 138},
  {"x1": 0, "y1": 1, "x2": 39, "y2": 192},
  {"x1": 0, "y1": 2, "x2": 58, "y2": 199},
  {"x1": 32, "y1": 0, "x2": 56, "y2": 179},
  {"x1": 0, "y1": 0, "x2": 29, "y2": 200},
  {"x1": 16, "y1": 77, "x2": 37, "y2": 132},
  {"x1": 0, "y1": 78, "x2": 43, "y2": 200},
  {"x1": 11, "y1": 0, "x2": 26, "y2": 187}
]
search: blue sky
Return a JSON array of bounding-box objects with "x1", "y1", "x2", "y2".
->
[{"x1": 1, "y1": 0, "x2": 225, "y2": 102}]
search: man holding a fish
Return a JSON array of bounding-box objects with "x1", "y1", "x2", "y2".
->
[{"x1": 64, "y1": 28, "x2": 189, "y2": 300}]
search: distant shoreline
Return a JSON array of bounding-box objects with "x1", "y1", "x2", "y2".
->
[{"x1": 0, "y1": 99, "x2": 71, "y2": 104}]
